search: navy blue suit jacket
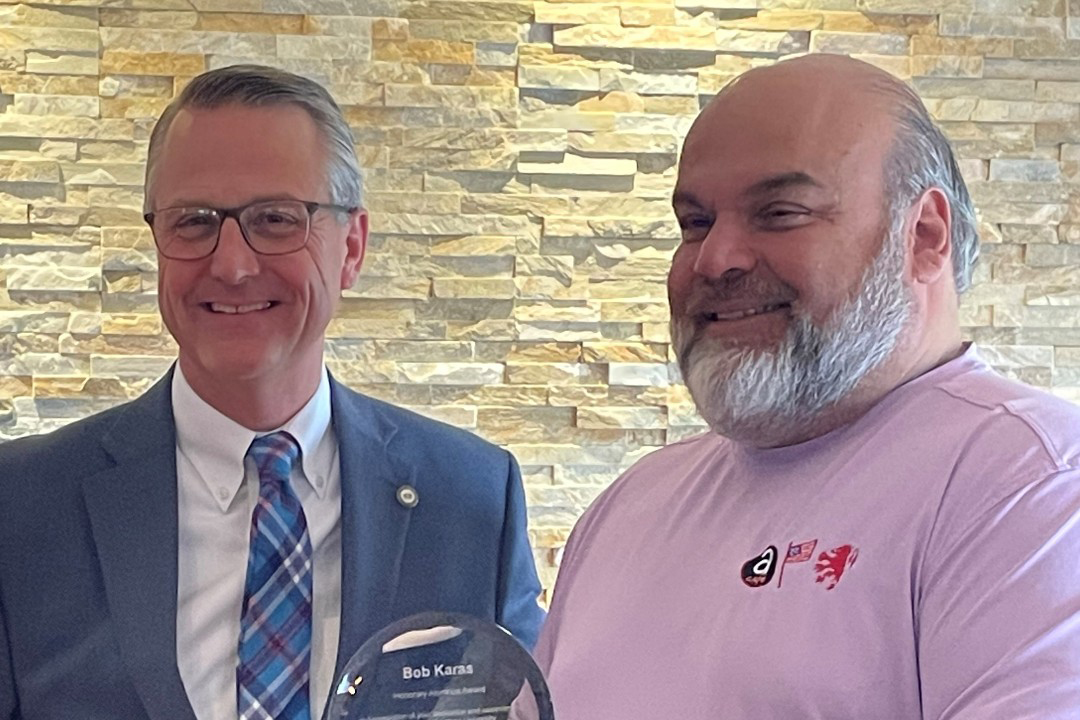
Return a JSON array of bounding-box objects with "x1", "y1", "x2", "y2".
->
[{"x1": 0, "y1": 370, "x2": 544, "y2": 719}]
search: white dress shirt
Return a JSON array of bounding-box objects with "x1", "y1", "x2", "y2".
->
[{"x1": 174, "y1": 365, "x2": 342, "y2": 720}]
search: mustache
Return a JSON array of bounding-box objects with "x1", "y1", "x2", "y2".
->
[{"x1": 681, "y1": 273, "x2": 798, "y2": 317}]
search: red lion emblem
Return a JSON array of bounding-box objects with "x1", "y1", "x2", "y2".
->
[{"x1": 814, "y1": 544, "x2": 858, "y2": 590}]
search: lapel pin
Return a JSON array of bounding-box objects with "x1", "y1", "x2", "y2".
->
[{"x1": 396, "y1": 484, "x2": 419, "y2": 508}]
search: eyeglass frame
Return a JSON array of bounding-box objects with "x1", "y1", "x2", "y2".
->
[{"x1": 143, "y1": 199, "x2": 359, "y2": 261}]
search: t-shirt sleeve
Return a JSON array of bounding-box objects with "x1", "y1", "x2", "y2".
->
[{"x1": 918, "y1": 467, "x2": 1080, "y2": 719}]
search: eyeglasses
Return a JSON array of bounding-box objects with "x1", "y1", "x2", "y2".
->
[{"x1": 144, "y1": 199, "x2": 357, "y2": 261}]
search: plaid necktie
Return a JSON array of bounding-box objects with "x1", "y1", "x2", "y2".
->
[{"x1": 237, "y1": 431, "x2": 313, "y2": 720}]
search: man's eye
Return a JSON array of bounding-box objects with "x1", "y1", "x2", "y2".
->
[
  {"x1": 678, "y1": 216, "x2": 713, "y2": 241},
  {"x1": 758, "y1": 205, "x2": 810, "y2": 227}
]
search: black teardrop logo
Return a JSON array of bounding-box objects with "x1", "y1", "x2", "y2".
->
[{"x1": 741, "y1": 545, "x2": 778, "y2": 588}]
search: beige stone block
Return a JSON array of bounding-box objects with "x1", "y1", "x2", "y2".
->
[
  {"x1": 0, "y1": 375, "x2": 32, "y2": 399},
  {"x1": 102, "y1": 313, "x2": 162, "y2": 336},
  {"x1": 506, "y1": 362, "x2": 588, "y2": 386},
  {"x1": 378, "y1": 212, "x2": 534, "y2": 236},
  {"x1": 642, "y1": 95, "x2": 698, "y2": 115},
  {"x1": 385, "y1": 85, "x2": 516, "y2": 109},
  {"x1": 0, "y1": 160, "x2": 60, "y2": 184},
  {"x1": 519, "y1": 65, "x2": 601, "y2": 91},
  {"x1": 811, "y1": 31, "x2": 909, "y2": 55},
  {"x1": 100, "y1": 50, "x2": 205, "y2": 76},
  {"x1": 461, "y1": 194, "x2": 570, "y2": 217},
  {"x1": 429, "y1": 236, "x2": 519, "y2": 257},
  {"x1": 578, "y1": 406, "x2": 665, "y2": 429},
  {"x1": 0, "y1": 198, "x2": 28, "y2": 224},
  {"x1": 598, "y1": 69, "x2": 695, "y2": 96},
  {"x1": 545, "y1": 216, "x2": 679, "y2": 239},
  {"x1": 511, "y1": 299, "x2": 598, "y2": 323},
  {"x1": 714, "y1": 28, "x2": 808, "y2": 54},
  {"x1": 519, "y1": 155, "x2": 636, "y2": 176},
  {"x1": 99, "y1": 9, "x2": 199, "y2": 28},
  {"x1": 576, "y1": 91, "x2": 645, "y2": 113},
  {"x1": 554, "y1": 24, "x2": 716, "y2": 51},
  {"x1": 373, "y1": 39, "x2": 474, "y2": 64},
  {"x1": 911, "y1": 35, "x2": 1013, "y2": 58},
  {"x1": 366, "y1": 192, "x2": 461, "y2": 215},
  {"x1": 63, "y1": 162, "x2": 145, "y2": 187},
  {"x1": 389, "y1": 147, "x2": 516, "y2": 171},
  {"x1": 518, "y1": 43, "x2": 632, "y2": 70},
  {"x1": 915, "y1": 78, "x2": 1035, "y2": 101},
  {"x1": 600, "y1": 301, "x2": 668, "y2": 322},
  {"x1": 0, "y1": 27, "x2": 98, "y2": 53},
  {"x1": 567, "y1": 131, "x2": 678, "y2": 154},
  {"x1": 970, "y1": 100, "x2": 1078, "y2": 123},
  {"x1": 432, "y1": 279, "x2": 516, "y2": 299},
  {"x1": 196, "y1": 12, "x2": 305, "y2": 33},
  {"x1": 940, "y1": 13, "x2": 1063, "y2": 38},
  {"x1": 100, "y1": 28, "x2": 276, "y2": 55},
  {"x1": 535, "y1": 2, "x2": 620, "y2": 24},
  {"x1": 5, "y1": 267, "x2": 100, "y2": 292},
  {"x1": 0, "y1": 4, "x2": 97, "y2": 29},
  {"x1": 403, "y1": 0, "x2": 533, "y2": 22},
  {"x1": 372, "y1": 17, "x2": 409, "y2": 40},
  {"x1": 519, "y1": 109, "x2": 617, "y2": 132},
  {"x1": 25, "y1": 52, "x2": 98, "y2": 76},
  {"x1": 1037, "y1": 82, "x2": 1080, "y2": 103},
  {"x1": 11, "y1": 94, "x2": 99, "y2": 117},
  {"x1": 409, "y1": 19, "x2": 522, "y2": 43},
  {"x1": 430, "y1": 65, "x2": 516, "y2": 87},
  {"x1": 620, "y1": 5, "x2": 675, "y2": 25},
  {"x1": 277, "y1": 35, "x2": 370, "y2": 59},
  {"x1": 101, "y1": 97, "x2": 172, "y2": 120},
  {"x1": 582, "y1": 342, "x2": 665, "y2": 363},
  {"x1": 911, "y1": 55, "x2": 984, "y2": 78}
]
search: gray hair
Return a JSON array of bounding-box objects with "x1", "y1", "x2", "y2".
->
[
  {"x1": 143, "y1": 64, "x2": 362, "y2": 213},
  {"x1": 878, "y1": 79, "x2": 980, "y2": 294}
]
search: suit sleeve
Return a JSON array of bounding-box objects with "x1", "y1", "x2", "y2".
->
[
  {"x1": 919, "y1": 467, "x2": 1080, "y2": 719},
  {"x1": 494, "y1": 450, "x2": 546, "y2": 651},
  {"x1": 0, "y1": 575, "x2": 18, "y2": 719}
]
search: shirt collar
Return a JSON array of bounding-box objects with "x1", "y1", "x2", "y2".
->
[{"x1": 172, "y1": 364, "x2": 336, "y2": 512}]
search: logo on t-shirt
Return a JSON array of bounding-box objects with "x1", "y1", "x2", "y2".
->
[
  {"x1": 740, "y1": 545, "x2": 778, "y2": 587},
  {"x1": 814, "y1": 544, "x2": 859, "y2": 590}
]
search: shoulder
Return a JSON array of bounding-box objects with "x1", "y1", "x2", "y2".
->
[{"x1": 929, "y1": 362, "x2": 1080, "y2": 474}]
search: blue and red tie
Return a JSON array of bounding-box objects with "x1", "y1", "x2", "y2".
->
[{"x1": 237, "y1": 431, "x2": 313, "y2": 720}]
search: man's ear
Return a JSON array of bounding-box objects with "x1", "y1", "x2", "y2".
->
[
  {"x1": 340, "y1": 208, "x2": 367, "y2": 290},
  {"x1": 908, "y1": 187, "x2": 952, "y2": 286}
]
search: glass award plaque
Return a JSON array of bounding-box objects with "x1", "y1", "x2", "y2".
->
[{"x1": 327, "y1": 611, "x2": 554, "y2": 720}]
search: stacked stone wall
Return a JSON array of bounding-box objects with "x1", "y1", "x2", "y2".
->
[{"x1": 1, "y1": 0, "x2": 1078, "y2": 596}]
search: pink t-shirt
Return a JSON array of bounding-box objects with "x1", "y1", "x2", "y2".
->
[{"x1": 536, "y1": 346, "x2": 1080, "y2": 719}]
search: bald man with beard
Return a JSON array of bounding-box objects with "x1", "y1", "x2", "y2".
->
[{"x1": 535, "y1": 55, "x2": 1080, "y2": 719}]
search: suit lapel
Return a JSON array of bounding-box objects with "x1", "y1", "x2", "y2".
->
[
  {"x1": 81, "y1": 369, "x2": 198, "y2": 720},
  {"x1": 328, "y1": 378, "x2": 415, "y2": 689}
]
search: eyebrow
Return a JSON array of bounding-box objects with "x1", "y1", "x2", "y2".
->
[{"x1": 672, "y1": 171, "x2": 825, "y2": 210}]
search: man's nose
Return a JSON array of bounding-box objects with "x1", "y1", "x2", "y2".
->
[
  {"x1": 691, "y1": 220, "x2": 757, "y2": 280},
  {"x1": 208, "y1": 217, "x2": 259, "y2": 283}
]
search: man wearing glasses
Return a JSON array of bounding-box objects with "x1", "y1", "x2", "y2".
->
[{"x1": 0, "y1": 65, "x2": 544, "y2": 720}]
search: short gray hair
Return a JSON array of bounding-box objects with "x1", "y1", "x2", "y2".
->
[
  {"x1": 878, "y1": 79, "x2": 980, "y2": 294},
  {"x1": 143, "y1": 64, "x2": 362, "y2": 213}
]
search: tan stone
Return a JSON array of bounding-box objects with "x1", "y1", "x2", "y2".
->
[
  {"x1": 911, "y1": 35, "x2": 1014, "y2": 57},
  {"x1": 519, "y1": 65, "x2": 601, "y2": 91},
  {"x1": 101, "y1": 50, "x2": 205, "y2": 76},
  {"x1": 0, "y1": 4, "x2": 97, "y2": 29},
  {"x1": 0, "y1": 27, "x2": 99, "y2": 53},
  {"x1": 0, "y1": 160, "x2": 60, "y2": 184},
  {"x1": 385, "y1": 85, "x2": 516, "y2": 109},
  {"x1": 554, "y1": 24, "x2": 716, "y2": 51},
  {"x1": 620, "y1": 5, "x2": 676, "y2": 26},
  {"x1": 520, "y1": 155, "x2": 636, "y2": 176},
  {"x1": 373, "y1": 38, "x2": 474, "y2": 64},
  {"x1": 99, "y1": 10, "x2": 199, "y2": 28},
  {"x1": 433, "y1": 279, "x2": 516, "y2": 299},
  {"x1": 200, "y1": 12, "x2": 305, "y2": 33},
  {"x1": 535, "y1": 3, "x2": 620, "y2": 24},
  {"x1": 911, "y1": 55, "x2": 984, "y2": 78},
  {"x1": 25, "y1": 52, "x2": 98, "y2": 76}
]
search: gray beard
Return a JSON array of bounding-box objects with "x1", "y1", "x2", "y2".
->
[{"x1": 672, "y1": 222, "x2": 913, "y2": 442}]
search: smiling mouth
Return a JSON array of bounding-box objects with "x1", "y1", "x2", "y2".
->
[
  {"x1": 703, "y1": 302, "x2": 791, "y2": 322},
  {"x1": 205, "y1": 301, "x2": 276, "y2": 315}
]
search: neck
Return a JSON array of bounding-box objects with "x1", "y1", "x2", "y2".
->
[{"x1": 178, "y1": 358, "x2": 322, "y2": 431}]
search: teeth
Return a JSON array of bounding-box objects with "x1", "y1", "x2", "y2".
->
[
  {"x1": 708, "y1": 303, "x2": 786, "y2": 322},
  {"x1": 209, "y1": 302, "x2": 271, "y2": 314}
]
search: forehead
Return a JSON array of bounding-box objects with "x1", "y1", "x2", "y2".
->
[
  {"x1": 675, "y1": 68, "x2": 895, "y2": 207},
  {"x1": 153, "y1": 103, "x2": 327, "y2": 207}
]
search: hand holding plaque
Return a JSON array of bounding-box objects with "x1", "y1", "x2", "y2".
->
[{"x1": 327, "y1": 612, "x2": 554, "y2": 720}]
